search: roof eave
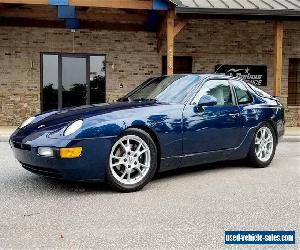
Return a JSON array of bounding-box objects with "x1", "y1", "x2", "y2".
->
[{"x1": 176, "y1": 7, "x2": 300, "y2": 17}]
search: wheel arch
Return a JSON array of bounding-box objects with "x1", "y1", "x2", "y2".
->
[
  {"x1": 125, "y1": 125, "x2": 161, "y2": 171},
  {"x1": 264, "y1": 120, "x2": 278, "y2": 144}
]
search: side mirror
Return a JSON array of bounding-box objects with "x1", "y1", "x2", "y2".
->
[{"x1": 197, "y1": 95, "x2": 218, "y2": 107}]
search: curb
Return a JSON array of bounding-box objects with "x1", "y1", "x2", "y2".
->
[
  {"x1": 0, "y1": 136, "x2": 10, "y2": 142},
  {"x1": 280, "y1": 136, "x2": 300, "y2": 142}
]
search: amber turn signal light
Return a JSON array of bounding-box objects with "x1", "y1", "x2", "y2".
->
[{"x1": 59, "y1": 147, "x2": 82, "y2": 158}]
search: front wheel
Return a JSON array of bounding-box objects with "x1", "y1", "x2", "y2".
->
[
  {"x1": 248, "y1": 123, "x2": 276, "y2": 168},
  {"x1": 106, "y1": 128, "x2": 157, "y2": 192}
]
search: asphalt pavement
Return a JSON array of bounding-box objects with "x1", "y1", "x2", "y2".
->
[{"x1": 0, "y1": 141, "x2": 299, "y2": 249}]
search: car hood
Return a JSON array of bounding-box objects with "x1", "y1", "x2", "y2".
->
[
  {"x1": 41, "y1": 101, "x2": 160, "y2": 123},
  {"x1": 12, "y1": 101, "x2": 161, "y2": 139}
]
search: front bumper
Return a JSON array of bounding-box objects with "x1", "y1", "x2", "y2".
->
[{"x1": 10, "y1": 132, "x2": 115, "y2": 182}]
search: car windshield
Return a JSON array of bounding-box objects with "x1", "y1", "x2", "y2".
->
[{"x1": 121, "y1": 75, "x2": 201, "y2": 104}]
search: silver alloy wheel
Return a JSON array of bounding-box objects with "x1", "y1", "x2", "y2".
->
[
  {"x1": 109, "y1": 135, "x2": 151, "y2": 185},
  {"x1": 255, "y1": 126, "x2": 274, "y2": 162}
]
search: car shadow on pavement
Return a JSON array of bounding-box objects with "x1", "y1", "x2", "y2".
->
[
  {"x1": 14, "y1": 159, "x2": 250, "y2": 194},
  {"x1": 17, "y1": 174, "x2": 114, "y2": 194},
  {"x1": 154, "y1": 159, "x2": 249, "y2": 180}
]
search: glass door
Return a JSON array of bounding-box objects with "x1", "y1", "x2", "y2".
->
[
  {"x1": 61, "y1": 56, "x2": 87, "y2": 108},
  {"x1": 42, "y1": 54, "x2": 59, "y2": 111},
  {"x1": 90, "y1": 55, "x2": 106, "y2": 104},
  {"x1": 41, "y1": 53, "x2": 106, "y2": 111}
]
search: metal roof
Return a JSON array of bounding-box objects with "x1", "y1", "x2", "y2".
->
[{"x1": 170, "y1": 0, "x2": 300, "y2": 16}]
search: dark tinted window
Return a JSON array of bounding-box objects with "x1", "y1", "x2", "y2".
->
[
  {"x1": 232, "y1": 80, "x2": 253, "y2": 104},
  {"x1": 193, "y1": 80, "x2": 233, "y2": 106},
  {"x1": 42, "y1": 55, "x2": 58, "y2": 111},
  {"x1": 42, "y1": 54, "x2": 106, "y2": 112},
  {"x1": 162, "y1": 56, "x2": 193, "y2": 75},
  {"x1": 288, "y1": 59, "x2": 300, "y2": 105},
  {"x1": 90, "y1": 55, "x2": 106, "y2": 104},
  {"x1": 61, "y1": 56, "x2": 87, "y2": 108}
]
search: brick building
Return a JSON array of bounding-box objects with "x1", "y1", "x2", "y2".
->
[{"x1": 0, "y1": 0, "x2": 300, "y2": 126}]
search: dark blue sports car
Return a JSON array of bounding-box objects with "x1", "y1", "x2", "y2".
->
[{"x1": 10, "y1": 74, "x2": 285, "y2": 192}]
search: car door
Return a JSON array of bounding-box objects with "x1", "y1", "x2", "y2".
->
[
  {"x1": 230, "y1": 79, "x2": 255, "y2": 141},
  {"x1": 182, "y1": 79, "x2": 244, "y2": 156}
]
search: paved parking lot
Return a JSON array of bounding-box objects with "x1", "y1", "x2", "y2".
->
[{"x1": 0, "y1": 141, "x2": 299, "y2": 249}]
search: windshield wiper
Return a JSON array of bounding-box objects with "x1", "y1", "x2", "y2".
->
[
  {"x1": 117, "y1": 97, "x2": 129, "y2": 102},
  {"x1": 131, "y1": 97, "x2": 157, "y2": 102},
  {"x1": 117, "y1": 97, "x2": 157, "y2": 102}
]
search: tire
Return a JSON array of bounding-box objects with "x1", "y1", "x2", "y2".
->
[
  {"x1": 248, "y1": 122, "x2": 277, "y2": 168},
  {"x1": 106, "y1": 128, "x2": 157, "y2": 192}
]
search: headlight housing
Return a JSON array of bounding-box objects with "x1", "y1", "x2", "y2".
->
[
  {"x1": 20, "y1": 116, "x2": 35, "y2": 128},
  {"x1": 38, "y1": 147, "x2": 55, "y2": 157},
  {"x1": 63, "y1": 120, "x2": 83, "y2": 136}
]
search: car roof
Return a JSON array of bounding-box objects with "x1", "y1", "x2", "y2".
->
[{"x1": 160, "y1": 73, "x2": 238, "y2": 81}]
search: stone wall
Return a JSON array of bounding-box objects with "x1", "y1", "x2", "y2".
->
[
  {"x1": 0, "y1": 27, "x2": 161, "y2": 125},
  {"x1": 0, "y1": 92, "x2": 39, "y2": 125},
  {"x1": 0, "y1": 19, "x2": 299, "y2": 126},
  {"x1": 170, "y1": 19, "x2": 274, "y2": 95}
]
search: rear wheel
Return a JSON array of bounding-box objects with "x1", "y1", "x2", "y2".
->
[
  {"x1": 106, "y1": 128, "x2": 157, "y2": 192},
  {"x1": 248, "y1": 123, "x2": 276, "y2": 168}
]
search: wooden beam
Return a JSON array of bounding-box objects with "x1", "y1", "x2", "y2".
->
[
  {"x1": 78, "y1": 11, "x2": 147, "y2": 22},
  {"x1": 0, "y1": 7, "x2": 58, "y2": 20},
  {"x1": 166, "y1": 8, "x2": 174, "y2": 75},
  {"x1": 0, "y1": 0, "x2": 47, "y2": 4},
  {"x1": 159, "y1": 9, "x2": 184, "y2": 73},
  {"x1": 0, "y1": 7, "x2": 147, "y2": 23},
  {"x1": 0, "y1": 17, "x2": 65, "y2": 28},
  {"x1": 80, "y1": 20, "x2": 146, "y2": 31},
  {"x1": 157, "y1": 16, "x2": 187, "y2": 53},
  {"x1": 0, "y1": 0, "x2": 153, "y2": 9},
  {"x1": 0, "y1": 17, "x2": 148, "y2": 31},
  {"x1": 69, "y1": 0, "x2": 152, "y2": 10},
  {"x1": 174, "y1": 20, "x2": 186, "y2": 37},
  {"x1": 273, "y1": 20, "x2": 283, "y2": 97}
]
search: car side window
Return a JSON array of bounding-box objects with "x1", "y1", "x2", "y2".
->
[
  {"x1": 232, "y1": 80, "x2": 253, "y2": 105},
  {"x1": 192, "y1": 80, "x2": 234, "y2": 106}
]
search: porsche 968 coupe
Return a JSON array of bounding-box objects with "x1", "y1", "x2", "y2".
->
[{"x1": 10, "y1": 74, "x2": 285, "y2": 192}]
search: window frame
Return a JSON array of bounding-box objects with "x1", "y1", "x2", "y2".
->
[
  {"x1": 288, "y1": 58, "x2": 300, "y2": 106},
  {"x1": 190, "y1": 78, "x2": 236, "y2": 106},
  {"x1": 40, "y1": 52, "x2": 106, "y2": 112},
  {"x1": 230, "y1": 79, "x2": 254, "y2": 106}
]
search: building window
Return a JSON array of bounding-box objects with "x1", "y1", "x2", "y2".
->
[
  {"x1": 162, "y1": 56, "x2": 193, "y2": 75},
  {"x1": 288, "y1": 59, "x2": 300, "y2": 106},
  {"x1": 41, "y1": 53, "x2": 106, "y2": 111}
]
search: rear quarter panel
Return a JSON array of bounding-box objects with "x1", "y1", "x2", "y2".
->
[{"x1": 239, "y1": 94, "x2": 285, "y2": 144}]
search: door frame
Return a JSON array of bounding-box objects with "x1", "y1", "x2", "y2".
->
[
  {"x1": 40, "y1": 52, "x2": 106, "y2": 111},
  {"x1": 182, "y1": 78, "x2": 242, "y2": 154}
]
